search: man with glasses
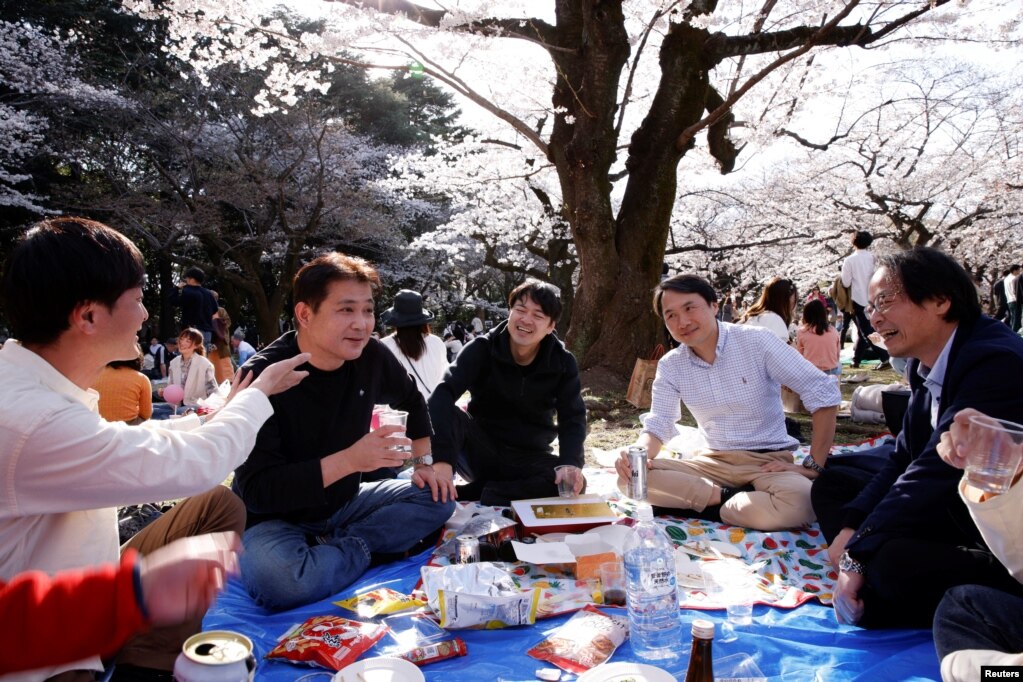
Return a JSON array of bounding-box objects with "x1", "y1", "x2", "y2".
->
[
  {"x1": 812, "y1": 246, "x2": 1023, "y2": 629},
  {"x1": 842, "y1": 231, "x2": 891, "y2": 370}
]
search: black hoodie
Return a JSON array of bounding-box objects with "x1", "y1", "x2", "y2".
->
[
  {"x1": 428, "y1": 320, "x2": 586, "y2": 466},
  {"x1": 232, "y1": 331, "x2": 429, "y2": 527}
]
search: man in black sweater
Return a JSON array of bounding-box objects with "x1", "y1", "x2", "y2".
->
[
  {"x1": 428, "y1": 279, "x2": 587, "y2": 506},
  {"x1": 232, "y1": 253, "x2": 455, "y2": 611},
  {"x1": 170, "y1": 266, "x2": 218, "y2": 349}
]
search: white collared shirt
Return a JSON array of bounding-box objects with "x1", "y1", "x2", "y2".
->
[
  {"x1": 0, "y1": 340, "x2": 273, "y2": 682},
  {"x1": 642, "y1": 323, "x2": 840, "y2": 452},
  {"x1": 842, "y1": 248, "x2": 876, "y2": 307},
  {"x1": 1004, "y1": 273, "x2": 1018, "y2": 303}
]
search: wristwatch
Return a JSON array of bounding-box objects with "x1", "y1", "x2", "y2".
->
[
  {"x1": 839, "y1": 551, "x2": 865, "y2": 575},
  {"x1": 409, "y1": 454, "x2": 433, "y2": 467},
  {"x1": 801, "y1": 454, "x2": 825, "y2": 475}
]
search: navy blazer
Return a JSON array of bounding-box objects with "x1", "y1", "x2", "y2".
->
[{"x1": 844, "y1": 315, "x2": 1023, "y2": 562}]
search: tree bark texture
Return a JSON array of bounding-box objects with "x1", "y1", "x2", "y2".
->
[{"x1": 551, "y1": 3, "x2": 717, "y2": 377}]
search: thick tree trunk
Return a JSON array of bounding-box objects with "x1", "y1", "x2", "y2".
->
[
  {"x1": 548, "y1": 1, "x2": 630, "y2": 366},
  {"x1": 560, "y1": 16, "x2": 715, "y2": 379}
]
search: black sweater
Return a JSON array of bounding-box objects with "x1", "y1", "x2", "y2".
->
[
  {"x1": 232, "y1": 331, "x2": 430, "y2": 527},
  {"x1": 428, "y1": 320, "x2": 586, "y2": 467},
  {"x1": 170, "y1": 284, "x2": 217, "y2": 333}
]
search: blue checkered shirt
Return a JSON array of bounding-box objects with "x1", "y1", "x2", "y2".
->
[{"x1": 642, "y1": 322, "x2": 841, "y2": 451}]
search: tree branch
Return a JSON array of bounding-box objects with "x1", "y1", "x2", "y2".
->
[
  {"x1": 665, "y1": 231, "x2": 823, "y2": 255},
  {"x1": 677, "y1": 1, "x2": 868, "y2": 151}
]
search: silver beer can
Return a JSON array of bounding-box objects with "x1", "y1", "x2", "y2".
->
[
  {"x1": 627, "y1": 445, "x2": 648, "y2": 500},
  {"x1": 173, "y1": 630, "x2": 254, "y2": 682},
  {"x1": 455, "y1": 534, "x2": 480, "y2": 564}
]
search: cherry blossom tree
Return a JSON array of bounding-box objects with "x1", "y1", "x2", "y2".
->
[
  {"x1": 0, "y1": 19, "x2": 125, "y2": 215},
  {"x1": 388, "y1": 140, "x2": 577, "y2": 331},
  {"x1": 123, "y1": 0, "x2": 1022, "y2": 377}
]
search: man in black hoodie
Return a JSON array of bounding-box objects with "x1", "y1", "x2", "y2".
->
[
  {"x1": 428, "y1": 279, "x2": 587, "y2": 506},
  {"x1": 232, "y1": 252, "x2": 455, "y2": 611}
]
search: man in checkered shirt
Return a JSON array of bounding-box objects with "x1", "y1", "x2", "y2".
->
[{"x1": 615, "y1": 275, "x2": 841, "y2": 530}]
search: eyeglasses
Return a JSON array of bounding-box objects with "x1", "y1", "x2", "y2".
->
[{"x1": 865, "y1": 289, "x2": 902, "y2": 316}]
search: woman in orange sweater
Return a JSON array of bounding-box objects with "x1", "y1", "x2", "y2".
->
[{"x1": 93, "y1": 356, "x2": 153, "y2": 423}]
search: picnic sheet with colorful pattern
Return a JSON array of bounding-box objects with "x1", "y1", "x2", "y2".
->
[
  {"x1": 424, "y1": 498, "x2": 835, "y2": 613},
  {"x1": 423, "y1": 435, "x2": 896, "y2": 613}
]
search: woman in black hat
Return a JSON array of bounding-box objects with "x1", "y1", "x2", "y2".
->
[{"x1": 380, "y1": 290, "x2": 449, "y2": 399}]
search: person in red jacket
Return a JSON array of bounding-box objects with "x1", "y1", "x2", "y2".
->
[{"x1": 0, "y1": 532, "x2": 239, "y2": 675}]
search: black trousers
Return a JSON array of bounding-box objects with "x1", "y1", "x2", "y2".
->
[
  {"x1": 839, "y1": 310, "x2": 853, "y2": 347},
  {"x1": 811, "y1": 465, "x2": 1019, "y2": 629},
  {"x1": 448, "y1": 408, "x2": 562, "y2": 506},
  {"x1": 852, "y1": 302, "x2": 890, "y2": 365}
]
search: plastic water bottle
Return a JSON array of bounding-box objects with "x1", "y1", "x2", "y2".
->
[{"x1": 623, "y1": 503, "x2": 682, "y2": 661}]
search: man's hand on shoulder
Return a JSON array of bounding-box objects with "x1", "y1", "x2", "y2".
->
[
  {"x1": 248, "y1": 353, "x2": 311, "y2": 397},
  {"x1": 412, "y1": 462, "x2": 457, "y2": 503}
]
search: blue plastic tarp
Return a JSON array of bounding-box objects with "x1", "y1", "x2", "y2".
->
[{"x1": 204, "y1": 546, "x2": 941, "y2": 681}]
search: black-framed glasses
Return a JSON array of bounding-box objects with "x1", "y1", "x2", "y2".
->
[{"x1": 865, "y1": 289, "x2": 902, "y2": 316}]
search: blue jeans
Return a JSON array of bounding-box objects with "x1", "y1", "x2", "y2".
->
[
  {"x1": 239, "y1": 479, "x2": 454, "y2": 611},
  {"x1": 934, "y1": 584, "x2": 1023, "y2": 659}
]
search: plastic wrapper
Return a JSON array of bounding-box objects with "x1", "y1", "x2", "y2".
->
[
  {"x1": 420, "y1": 562, "x2": 520, "y2": 604},
  {"x1": 378, "y1": 612, "x2": 468, "y2": 666},
  {"x1": 535, "y1": 578, "x2": 603, "y2": 619},
  {"x1": 421, "y1": 562, "x2": 542, "y2": 629},
  {"x1": 196, "y1": 380, "x2": 231, "y2": 413},
  {"x1": 436, "y1": 588, "x2": 541, "y2": 629},
  {"x1": 265, "y1": 615, "x2": 388, "y2": 671},
  {"x1": 436, "y1": 512, "x2": 519, "y2": 562},
  {"x1": 333, "y1": 587, "x2": 426, "y2": 618},
  {"x1": 527, "y1": 605, "x2": 629, "y2": 674}
]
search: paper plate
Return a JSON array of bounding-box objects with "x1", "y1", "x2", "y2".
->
[
  {"x1": 577, "y1": 662, "x2": 676, "y2": 682},
  {"x1": 333, "y1": 657, "x2": 424, "y2": 682}
]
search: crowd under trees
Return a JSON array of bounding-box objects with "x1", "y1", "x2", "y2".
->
[{"x1": 2, "y1": 0, "x2": 1020, "y2": 379}]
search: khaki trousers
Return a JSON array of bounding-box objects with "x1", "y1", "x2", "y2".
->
[
  {"x1": 115, "y1": 486, "x2": 246, "y2": 670},
  {"x1": 621, "y1": 448, "x2": 814, "y2": 531}
]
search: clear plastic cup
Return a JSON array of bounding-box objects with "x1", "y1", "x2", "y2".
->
[
  {"x1": 599, "y1": 561, "x2": 626, "y2": 606},
  {"x1": 965, "y1": 414, "x2": 1023, "y2": 494},
  {"x1": 700, "y1": 561, "x2": 756, "y2": 641},
  {"x1": 554, "y1": 464, "x2": 580, "y2": 498},
  {"x1": 378, "y1": 410, "x2": 411, "y2": 454}
]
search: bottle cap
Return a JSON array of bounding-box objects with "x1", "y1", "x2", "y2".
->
[
  {"x1": 636, "y1": 503, "x2": 654, "y2": 522},
  {"x1": 691, "y1": 619, "x2": 715, "y2": 639}
]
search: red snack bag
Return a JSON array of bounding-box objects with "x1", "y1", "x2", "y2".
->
[
  {"x1": 266, "y1": 615, "x2": 389, "y2": 671},
  {"x1": 527, "y1": 605, "x2": 629, "y2": 674}
]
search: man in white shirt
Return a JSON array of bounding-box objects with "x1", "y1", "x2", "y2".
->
[
  {"x1": 1004, "y1": 264, "x2": 1020, "y2": 332},
  {"x1": 841, "y1": 231, "x2": 891, "y2": 369},
  {"x1": 614, "y1": 275, "x2": 840, "y2": 531},
  {"x1": 0, "y1": 217, "x2": 308, "y2": 682}
]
